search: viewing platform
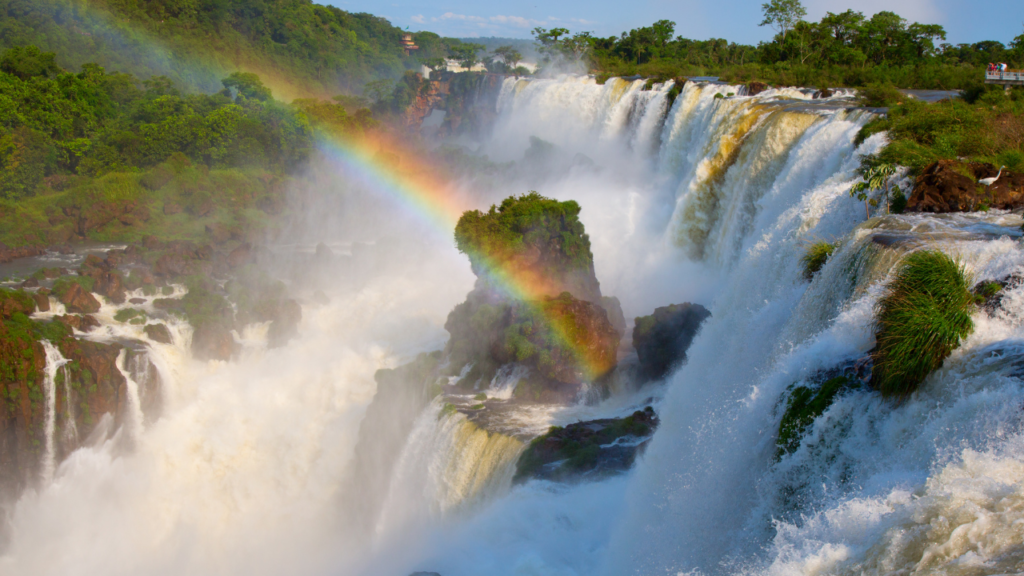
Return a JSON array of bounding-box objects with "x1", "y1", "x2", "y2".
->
[{"x1": 986, "y1": 69, "x2": 1023, "y2": 89}]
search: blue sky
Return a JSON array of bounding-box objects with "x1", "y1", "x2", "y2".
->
[{"x1": 329, "y1": 0, "x2": 1022, "y2": 46}]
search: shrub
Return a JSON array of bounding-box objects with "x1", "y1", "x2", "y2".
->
[
  {"x1": 872, "y1": 251, "x2": 975, "y2": 398},
  {"x1": 801, "y1": 241, "x2": 837, "y2": 280}
]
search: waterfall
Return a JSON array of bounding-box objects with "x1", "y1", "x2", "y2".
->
[
  {"x1": 39, "y1": 340, "x2": 70, "y2": 484},
  {"x1": 6, "y1": 74, "x2": 1023, "y2": 576},
  {"x1": 115, "y1": 349, "x2": 145, "y2": 440}
]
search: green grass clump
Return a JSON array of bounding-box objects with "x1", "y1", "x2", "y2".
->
[
  {"x1": 872, "y1": 251, "x2": 975, "y2": 398},
  {"x1": 801, "y1": 241, "x2": 837, "y2": 280},
  {"x1": 776, "y1": 376, "x2": 850, "y2": 458},
  {"x1": 474, "y1": 393, "x2": 487, "y2": 400},
  {"x1": 469, "y1": 403, "x2": 485, "y2": 410},
  {"x1": 51, "y1": 275, "x2": 95, "y2": 298},
  {"x1": 113, "y1": 308, "x2": 147, "y2": 324}
]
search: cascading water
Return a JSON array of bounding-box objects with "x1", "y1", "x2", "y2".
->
[
  {"x1": 39, "y1": 340, "x2": 70, "y2": 485},
  {"x1": 5, "y1": 74, "x2": 1022, "y2": 576}
]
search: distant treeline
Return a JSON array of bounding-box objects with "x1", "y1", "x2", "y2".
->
[{"x1": 533, "y1": 6, "x2": 1024, "y2": 89}]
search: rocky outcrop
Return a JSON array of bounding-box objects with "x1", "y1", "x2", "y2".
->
[
  {"x1": 144, "y1": 323, "x2": 173, "y2": 344},
  {"x1": 906, "y1": 160, "x2": 1024, "y2": 213},
  {"x1": 633, "y1": 303, "x2": 711, "y2": 382},
  {"x1": 514, "y1": 407, "x2": 659, "y2": 483},
  {"x1": 746, "y1": 81, "x2": 769, "y2": 96},
  {"x1": 0, "y1": 243, "x2": 44, "y2": 264},
  {"x1": 55, "y1": 281, "x2": 101, "y2": 314}
]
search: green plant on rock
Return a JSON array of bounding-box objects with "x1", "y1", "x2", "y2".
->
[
  {"x1": 872, "y1": 250, "x2": 975, "y2": 398},
  {"x1": 113, "y1": 308, "x2": 147, "y2": 324},
  {"x1": 850, "y1": 161, "x2": 901, "y2": 219},
  {"x1": 801, "y1": 240, "x2": 837, "y2": 280},
  {"x1": 776, "y1": 376, "x2": 850, "y2": 458}
]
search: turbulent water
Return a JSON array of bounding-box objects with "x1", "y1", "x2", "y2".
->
[{"x1": 4, "y1": 75, "x2": 1024, "y2": 576}]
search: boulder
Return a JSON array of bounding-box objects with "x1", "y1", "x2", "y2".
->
[
  {"x1": 59, "y1": 283, "x2": 101, "y2": 314},
  {"x1": 907, "y1": 160, "x2": 1024, "y2": 213},
  {"x1": 746, "y1": 81, "x2": 769, "y2": 96},
  {"x1": 20, "y1": 277, "x2": 38, "y2": 288},
  {"x1": 192, "y1": 324, "x2": 239, "y2": 361},
  {"x1": 0, "y1": 289, "x2": 35, "y2": 319},
  {"x1": 206, "y1": 223, "x2": 232, "y2": 244},
  {"x1": 144, "y1": 323, "x2": 173, "y2": 344},
  {"x1": 32, "y1": 293, "x2": 49, "y2": 312},
  {"x1": 633, "y1": 303, "x2": 711, "y2": 382},
  {"x1": 514, "y1": 407, "x2": 658, "y2": 483}
]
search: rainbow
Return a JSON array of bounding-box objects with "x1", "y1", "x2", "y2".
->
[
  {"x1": 61, "y1": 1, "x2": 616, "y2": 381},
  {"x1": 315, "y1": 132, "x2": 616, "y2": 381}
]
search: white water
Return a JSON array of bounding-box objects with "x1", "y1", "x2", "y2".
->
[
  {"x1": 39, "y1": 340, "x2": 70, "y2": 485},
  {"x1": 5, "y1": 76, "x2": 1023, "y2": 576}
]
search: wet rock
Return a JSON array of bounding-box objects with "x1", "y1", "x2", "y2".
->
[
  {"x1": 143, "y1": 323, "x2": 173, "y2": 344},
  {"x1": 58, "y1": 282, "x2": 101, "y2": 314},
  {"x1": 129, "y1": 298, "x2": 146, "y2": 305},
  {"x1": 814, "y1": 87, "x2": 834, "y2": 98},
  {"x1": 907, "y1": 160, "x2": 1024, "y2": 213},
  {"x1": 79, "y1": 314, "x2": 100, "y2": 332},
  {"x1": 93, "y1": 270, "x2": 126, "y2": 304},
  {"x1": 600, "y1": 295, "x2": 627, "y2": 337},
  {"x1": 0, "y1": 289, "x2": 35, "y2": 318},
  {"x1": 633, "y1": 303, "x2": 711, "y2": 382},
  {"x1": 31, "y1": 293, "x2": 49, "y2": 312},
  {"x1": 191, "y1": 324, "x2": 239, "y2": 361},
  {"x1": 514, "y1": 407, "x2": 659, "y2": 483},
  {"x1": 0, "y1": 243, "x2": 44, "y2": 264},
  {"x1": 20, "y1": 277, "x2": 39, "y2": 288},
  {"x1": 747, "y1": 81, "x2": 769, "y2": 96}
]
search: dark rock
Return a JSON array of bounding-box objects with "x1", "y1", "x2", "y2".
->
[
  {"x1": 815, "y1": 87, "x2": 834, "y2": 98},
  {"x1": 20, "y1": 277, "x2": 39, "y2": 288},
  {"x1": 514, "y1": 407, "x2": 659, "y2": 483},
  {"x1": 633, "y1": 303, "x2": 711, "y2": 382},
  {"x1": 747, "y1": 81, "x2": 769, "y2": 96},
  {"x1": 32, "y1": 293, "x2": 49, "y2": 312},
  {"x1": 600, "y1": 296, "x2": 627, "y2": 337},
  {"x1": 59, "y1": 283, "x2": 101, "y2": 314},
  {"x1": 93, "y1": 270, "x2": 126, "y2": 304},
  {"x1": 129, "y1": 298, "x2": 146, "y2": 305},
  {"x1": 143, "y1": 323, "x2": 173, "y2": 344},
  {"x1": 907, "y1": 160, "x2": 1024, "y2": 213},
  {"x1": 192, "y1": 324, "x2": 239, "y2": 361},
  {"x1": 0, "y1": 243, "x2": 44, "y2": 264},
  {"x1": 79, "y1": 314, "x2": 100, "y2": 332}
]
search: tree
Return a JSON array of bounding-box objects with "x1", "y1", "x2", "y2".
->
[
  {"x1": 760, "y1": 0, "x2": 807, "y2": 41},
  {"x1": 221, "y1": 72, "x2": 271, "y2": 102},
  {"x1": 0, "y1": 46, "x2": 61, "y2": 80},
  {"x1": 851, "y1": 162, "x2": 901, "y2": 218},
  {"x1": 449, "y1": 43, "x2": 484, "y2": 70},
  {"x1": 494, "y1": 46, "x2": 523, "y2": 70},
  {"x1": 420, "y1": 57, "x2": 448, "y2": 73}
]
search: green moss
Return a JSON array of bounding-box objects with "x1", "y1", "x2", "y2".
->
[
  {"x1": 776, "y1": 376, "x2": 851, "y2": 458},
  {"x1": 113, "y1": 308, "x2": 147, "y2": 324},
  {"x1": 801, "y1": 241, "x2": 837, "y2": 280},
  {"x1": 469, "y1": 403, "x2": 485, "y2": 410},
  {"x1": 51, "y1": 275, "x2": 95, "y2": 299},
  {"x1": 438, "y1": 402, "x2": 458, "y2": 420},
  {"x1": 872, "y1": 251, "x2": 975, "y2": 398},
  {"x1": 473, "y1": 393, "x2": 487, "y2": 400}
]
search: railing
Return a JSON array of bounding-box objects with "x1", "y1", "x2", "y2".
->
[{"x1": 986, "y1": 70, "x2": 1024, "y2": 83}]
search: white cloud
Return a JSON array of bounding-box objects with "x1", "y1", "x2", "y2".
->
[
  {"x1": 410, "y1": 14, "x2": 425, "y2": 24},
  {"x1": 489, "y1": 15, "x2": 543, "y2": 28},
  {"x1": 436, "y1": 12, "x2": 486, "y2": 23}
]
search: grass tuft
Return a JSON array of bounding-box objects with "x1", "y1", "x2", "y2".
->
[
  {"x1": 801, "y1": 241, "x2": 837, "y2": 280},
  {"x1": 871, "y1": 250, "x2": 975, "y2": 398}
]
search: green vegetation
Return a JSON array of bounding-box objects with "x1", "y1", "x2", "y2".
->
[
  {"x1": 850, "y1": 163, "x2": 904, "y2": 217},
  {"x1": 113, "y1": 308, "x2": 147, "y2": 324},
  {"x1": 51, "y1": 275, "x2": 95, "y2": 299},
  {"x1": 872, "y1": 251, "x2": 975, "y2": 398},
  {"x1": 857, "y1": 91, "x2": 1024, "y2": 175},
  {"x1": 541, "y1": 5, "x2": 1023, "y2": 89},
  {"x1": 776, "y1": 375, "x2": 850, "y2": 458},
  {"x1": 454, "y1": 192, "x2": 593, "y2": 278},
  {"x1": 0, "y1": 0, "x2": 423, "y2": 96},
  {"x1": 473, "y1": 393, "x2": 487, "y2": 400},
  {"x1": 801, "y1": 241, "x2": 837, "y2": 280}
]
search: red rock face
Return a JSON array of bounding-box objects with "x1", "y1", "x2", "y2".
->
[
  {"x1": 907, "y1": 161, "x2": 1024, "y2": 213},
  {"x1": 60, "y1": 282, "x2": 101, "y2": 314}
]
